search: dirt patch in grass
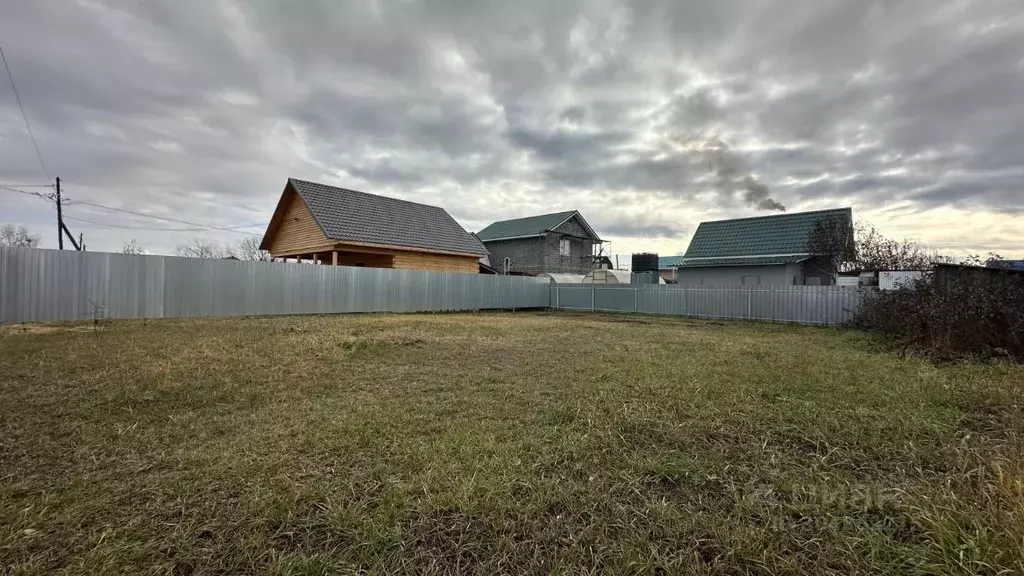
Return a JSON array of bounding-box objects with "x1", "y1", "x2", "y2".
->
[
  {"x1": 598, "y1": 317, "x2": 651, "y2": 324},
  {"x1": 1, "y1": 312, "x2": 1022, "y2": 574},
  {"x1": 1, "y1": 323, "x2": 100, "y2": 335}
]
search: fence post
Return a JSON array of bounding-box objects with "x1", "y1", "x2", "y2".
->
[
  {"x1": 747, "y1": 287, "x2": 752, "y2": 320},
  {"x1": 592, "y1": 284, "x2": 596, "y2": 311},
  {"x1": 634, "y1": 285, "x2": 638, "y2": 314},
  {"x1": 555, "y1": 283, "x2": 560, "y2": 309}
]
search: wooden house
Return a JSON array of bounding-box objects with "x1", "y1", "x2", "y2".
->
[{"x1": 259, "y1": 179, "x2": 487, "y2": 272}]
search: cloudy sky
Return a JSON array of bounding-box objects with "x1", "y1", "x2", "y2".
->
[{"x1": 1, "y1": 0, "x2": 1022, "y2": 259}]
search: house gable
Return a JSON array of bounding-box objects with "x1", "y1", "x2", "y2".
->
[
  {"x1": 261, "y1": 183, "x2": 332, "y2": 254},
  {"x1": 551, "y1": 212, "x2": 599, "y2": 241}
]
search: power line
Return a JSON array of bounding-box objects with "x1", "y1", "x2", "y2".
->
[
  {"x1": 0, "y1": 42, "x2": 51, "y2": 181},
  {"x1": 4, "y1": 182, "x2": 267, "y2": 236},
  {"x1": 0, "y1": 185, "x2": 54, "y2": 202},
  {"x1": 63, "y1": 197, "x2": 263, "y2": 235},
  {"x1": 63, "y1": 215, "x2": 238, "y2": 233}
]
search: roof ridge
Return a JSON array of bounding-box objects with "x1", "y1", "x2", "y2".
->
[
  {"x1": 484, "y1": 210, "x2": 577, "y2": 226},
  {"x1": 696, "y1": 207, "x2": 852, "y2": 226},
  {"x1": 684, "y1": 252, "x2": 811, "y2": 260},
  {"x1": 288, "y1": 178, "x2": 445, "y2": 212}
]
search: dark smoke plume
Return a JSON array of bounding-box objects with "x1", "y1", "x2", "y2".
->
[{"x1": 699, "y1": 137, "x2": 786, "y2": 212}]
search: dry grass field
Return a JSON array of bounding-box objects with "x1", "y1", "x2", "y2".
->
[{"x1": 1, "y1": 312, "x2": 1022, "y2": 575}]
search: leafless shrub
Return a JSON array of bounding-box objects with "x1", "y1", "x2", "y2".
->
[
  {"x1": 87, "y1": 300, "x2": 110, "y2": 333},
  {"x1": 853, "y1": 256, "x2": 1024, "y2": 360}
]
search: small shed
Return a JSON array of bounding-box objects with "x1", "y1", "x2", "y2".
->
[
  {"x1": 837, "y1": 275, "x2": 860, "y2": 288},
  {"x1": 538, "y1": 273, "x2": 584, "y2": 283},
  {"x1": 879, "y1": 270, "x2": 926, "y2": 291},
  {"x1": 582, "y1": 269, "x2": 633, "y2": 284}
]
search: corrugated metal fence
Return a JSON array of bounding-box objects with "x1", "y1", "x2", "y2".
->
[
  {"x1": 551, "y1": 283, "x2": 867, "y2": 325},
  {"x1": 1, "y1": 248, "x2": 868, "y2": 325},
  {"x1": 0, "y1": 248, "x2": 550, "y2": 322}
]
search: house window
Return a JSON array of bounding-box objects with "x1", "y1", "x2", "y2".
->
[{"x1": 559, "y1": 239, "x2": 571, "y2": 256}]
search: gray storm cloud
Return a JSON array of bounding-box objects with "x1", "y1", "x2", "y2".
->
[{"x1": 1, "y1": 0, "x2": 1022, "y2": 254}]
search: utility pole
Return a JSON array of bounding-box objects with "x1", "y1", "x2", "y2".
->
[
  {"x1": 53, "y1": 177, "x2": 81, "y2": 251},
  {"x1": 56, "y1": 176, "x2": 63, "y2": 249}
]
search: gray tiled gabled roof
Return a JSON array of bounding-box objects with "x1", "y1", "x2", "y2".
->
[
  {"x1": 287, "y1": 179, "x2": 486, "y2": 256},
  {"x1": 684, "y1": 208, "x2": 852, "y2": 259},
  {"x1": 476, "y1": 210, "x2": 601, "y2": 242}
]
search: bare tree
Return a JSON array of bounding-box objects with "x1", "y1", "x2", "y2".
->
[
  {"x1": 854, "y1": 225, "x2": 940, "y2": 271},
  {"x1": 121, "y1": 239, "x2": 146, "y2": 255},
  {"x1": 176, "y1": 238, "x2": 226, "y2": 259},
  {"x1": 809, "y1": 219, "x2": 946, "y2": 273},
  {"x1": 234, "y1": 236, "x2": 270, "y2": 261},
  {"x1": 807, "y1": 216, "x2": 856, "y2": 277},
  {"x1": 0, "y1": 224, "x2": 41, "y2": 248}
]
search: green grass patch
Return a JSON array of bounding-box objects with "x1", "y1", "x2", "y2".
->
[{"x1": 1, "y1": 312, "x2": 1022, "y2": 574}]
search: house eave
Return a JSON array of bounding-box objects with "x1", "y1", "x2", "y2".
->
[
  {"x1": 675, "y1": 254, "x2": 812, "y2": 269},
  {"x1": 270, "y1": 239, "x2": 485, "y2": 258},
  {"x1": 479, "y1": 233, "x2": 546, "y2": 242}
]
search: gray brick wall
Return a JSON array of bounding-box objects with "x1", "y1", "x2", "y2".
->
[
  {"x1": 482, "y1": 214, "x2": 597, "y2": 275},
  {"x1": 482, "y1": 237, "x2": 544, "y2": 274}
]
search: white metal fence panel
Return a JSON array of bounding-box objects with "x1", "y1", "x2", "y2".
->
[
  {"x1": 551, "y1": 283, "x2": 867, "y2": 325},
  {"x1": 0, "y1": 248, "x2": 550, "y2": 322},
  {"x1": 879, "y1": 270, "x2": 925, "y2": 291}
]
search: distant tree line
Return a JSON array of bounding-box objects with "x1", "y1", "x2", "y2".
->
[
  {"x1": 173, "y1": 236, "x2": 269, "y2": 260},
  {"x1": 1, "y1": 223, "x2": 271, "y2": 262},
  {"x1": 120, "y1": 236, "x2": 270, "y2": 261}
]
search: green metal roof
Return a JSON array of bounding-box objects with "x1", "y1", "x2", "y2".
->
[
  {"x1": 676, "y1": 255, "x2": 810, "y2": 268},
  {"x1": 477, "y1": 210, "x2": 600, "y2": 241},
  {"x1": 684, "y1": 208, "x2": 852, "y2": 259},
  {"x1": 658, "y1": 255, "x2": 686, "y2": 268}
]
